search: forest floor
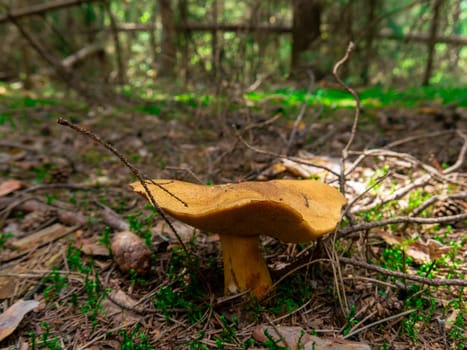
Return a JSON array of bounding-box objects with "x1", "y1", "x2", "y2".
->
[{"x1": 0, "y1": 90, "x2": 466, "y2": 350}]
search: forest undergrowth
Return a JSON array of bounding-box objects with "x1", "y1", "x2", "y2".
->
[{"x1": 0, "y1": 67, "x2": 465, "y2": 349}]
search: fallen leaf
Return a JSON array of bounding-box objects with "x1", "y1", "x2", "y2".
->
[
  {"x1": 155, "y1": 220, "x2": 197, "y2": 242},
  {"x1": 75, "y1": 236, "x2": 110, "y2": 256},
  {"x1": 253, "y1": 325, "x2": 370, "y2": 350},
  {"x1": 101, "y1": 290, "x2": 142, "y2": 325},
  {"x1": 0, "y1": 180, "x2": 24, "y2": 197},
  {"x1": 380, "y1": 233, "x2": 450, "y2": 264},
  {"x1": 0, "y1": 299, "x2": 39, "y2": 341},
  {"x1": 445, "y1": 309, "x2": 459, "y2": 331}
]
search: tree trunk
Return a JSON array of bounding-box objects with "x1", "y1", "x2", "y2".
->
[
  {"x1": 178, "y1": 0, "x2": 189, "y2": 81},
  {"x1": 290, "y1": 0, "x2": 321, "y2": 73},
  {"x1": 361, "y1": 0, "x2": 377, "y2": 85},
  {"x1": 158, "y1": 0, "x2": 176, "y2": 77},
  {"x1": 423, "y1": 0, "x2": 443, "y2": 86},
  {"x1": 211, "y1": 0, "x2": 219, "y2": 78}
]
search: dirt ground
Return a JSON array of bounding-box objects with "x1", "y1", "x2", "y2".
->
[{"x1": 0, "y1": 98, "x2": 465, "y2": 349}]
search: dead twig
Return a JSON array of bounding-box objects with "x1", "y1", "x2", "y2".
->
[
  {"x1": 235, "y1": 130, "x2": 341, "y2": 178},
  {"x1": 337, "y1": 213, "x2": 467, "y2": 238},
  {"x1": 332, "y1": 42, "x2": 360, "y2": 194},
  {"x1": 57, "y1": 117, "x2": 192, "y2": 260},
  {"x1": 383, "y1": 130, "x2": 455, "y2": 149},
  {"x1": 343, "y1": 309, "x2": 416, "y2": 339},
  {"x1": 0, "y1": 196, "x2": 87, "y2": 226},
  {"x1": 443, "y1": 130, "x2": 466, "y2": 174},
  {"x1": 339, "y1": 257, "x2": 467, "y2": 287}
]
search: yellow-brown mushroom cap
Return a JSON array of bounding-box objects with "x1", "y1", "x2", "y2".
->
[{"x1": 130, "y1": 179, "x2": 346, "y2": 243}]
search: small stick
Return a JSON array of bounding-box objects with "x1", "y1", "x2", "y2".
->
[
  {"x1": 332, "y1": 42, "x2": 360, "y2": 194},
  {"x1": 339, "y1": 257, "x2": 467, "y2": 287},
  {"x1": 336, "y1": 213, "x2": 467, "y2": 238},
  {"x1": 57, "y1": 117, "x2": 191, "y2": 258}
]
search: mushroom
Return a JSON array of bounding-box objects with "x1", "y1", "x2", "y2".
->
[{"x1": 130, "y1": 179, "x2": 346, "y2": 298}]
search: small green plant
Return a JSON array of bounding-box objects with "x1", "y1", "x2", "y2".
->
[
  {"x1": 98, "y1": 226, "x2": 112, "y2": 251},
  {"x1": 120, "y1": 324, "x2": 155, "y2": 350},
  {"x1": 65, "y1": 245, "x2": 109, "y2": 328},
  {"x1": 0, "y1": 232, "x2": 13, "y2": 250},
  {"x1": 33, "y1": 164, "x2": 52, "y2": 183},
  {"x1": 185, "y1": 331, "x2": 209, "y2": 349},
  {"x1": 447, "y1": 295, "x2": 466, "y2": 349},
  {"x1": 127, "y1": 211, "x2": 155, "y2": 246},
  {"x1": 342, "y1": 305, "x2": 358, "y2": 335},
  {"x1": 214, "y1": 315, "x2": 239, "y2": 349},
  {"x1": 270, "y1": 275, "x2": 311, "y2": 315},
  {"x1": 30, "y1": 322, "x2": 63, "y2": 350},
  {"x1": 406, "y1": 189, "x2": 431, "y2": 213},
  {"x1": 381, "y1": 244, "x2": 413, "y2": 273},
  {"x1": 42, "y1": 268, "x2": 68, "y2": 301},
  {"x1": 153, "y1": 248, "x2": 206, "y2": 323}
]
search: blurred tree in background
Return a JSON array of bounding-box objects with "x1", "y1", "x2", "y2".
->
[{"x1": 0, "y1": 0, "x2": 465, "y2": 100}]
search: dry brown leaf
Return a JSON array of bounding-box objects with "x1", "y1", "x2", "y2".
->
[
  {"x1": 155, "y1": 220, "x2": 197, "y2": 242},
  {"x1": 75, "y1": 236, "x2": 110, "y2": 256},
  {"x1": 101, "y1": 290, "x2": 142, "y2": 325},
  {"x1": 0, "y1": 179, "x2": 24, "y2": 197},
  {"x1": 0, "y1": 299, "x2": 39, "y2": 342},
  {"x1": 445, "y1": 309, "x2": 459, "y2": 332},
  {"x1": 379, "y1": 233, "x2": 449, "y2": 264},
  {"x1": 253, "y1": 325, "x2": 371, "y2": 350}
]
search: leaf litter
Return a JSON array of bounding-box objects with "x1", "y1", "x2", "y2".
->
[{"x1": 0, "y1": 99, "x2": 465, "y2": 349}]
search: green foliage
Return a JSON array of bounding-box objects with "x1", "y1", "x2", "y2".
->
[
  {"x1": 120, "y1": 324, "x2": 155, "y2": 350},
  {"x1": 153, "y1": 248, "x2": 206, "y2": 323},
  {"x1": 381, "y1": 243, "x2": 414, "y2": 276},
  {"x1": 30, "y1": 322, "x2": 63, "y2": 350},
  {"x1": 127, "y1": 212, "x2": 155, "y2": 247},
  {"x1": 63, "y1": 246, "x2": 109, "y2": 327},
  {"x1": 185, "y1": 332, "x2": 210, "y2": 349},
  {"x1": 342, "y1": 305, "x2": 359, "y2": 336},
  {"x1": 214, "y1": 315, "x2": 239, "y2": 349},
  {"x1": 42, "y1": 268, "x2": 68, "y2": 301},
  {"x1": 98, "y1": 226, "x2": 112, "y2": 251},
  {"x1": 270, "y1": 275, "x2": 312, "y2": 315},
  {"x1": 447, "y1": 293, "x2": 466, "y2": 350},
  {"x1": 0, "y1": 232, "x2": 13, "y2": 250}
]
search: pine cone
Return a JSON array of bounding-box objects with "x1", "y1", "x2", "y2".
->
[
  {"x1": 20, "y1": 209, "x2": 57, "y2": 232},
  {"x1": 433, "y1": 198, "x2": 466, "y2": 226},
  {"x1": 47, "y1": 166, "x2": 72, "y2": 183}
]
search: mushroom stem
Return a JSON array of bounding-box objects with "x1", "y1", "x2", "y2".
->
[{"x1": 218, "y1": 233, "x2": 272, "y2": 298}]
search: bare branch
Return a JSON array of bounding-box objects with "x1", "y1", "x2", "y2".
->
[
  {"x1": 0, "y1": 0, "x2": 104, "y2": 24},
  {"x1": 337, "y1": 213, "x2": 467, "y2": 238},
  {"x1": 340, "y1": 257, "x2": 467, "y2": 287},
  {"x1": 332, "y1": 42, "x2": 360, "y2": 196},
  {"x1": 57, "y1": 118, "x2": 192, "y2": 259}
]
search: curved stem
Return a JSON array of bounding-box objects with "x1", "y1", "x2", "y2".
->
[{"x1": 218, "y1": 234, "x2": 272, "y2": 299}]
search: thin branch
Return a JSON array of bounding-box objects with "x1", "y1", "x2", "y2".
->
[
  {"x1": 235, "y1": 130, "x2": 341, "y2": 178},
  {"x1": 343, "y1": 309, "x2": 416, "y2": 339},
  {"x1": 337, "y1": 213, "x2": 467, "y2": 238},
  {"x1": 383, "y1": 130, "x2": 455, "y2": 149},
  {"x1": 0, "y1": 0, "x2": 104, "y2": 24},
  {"x1": 443, "y1": 130, "x2": 466, "y2": 174},
  {"x1": 332, "y1": 42, "x2": 360, "y2": 194},
  {"x1": 339, "y1": 257, "x2": 467, "y2": 287},
  {"x1": 57, "y1": 117, "x2": 192, "y2": 259}
]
